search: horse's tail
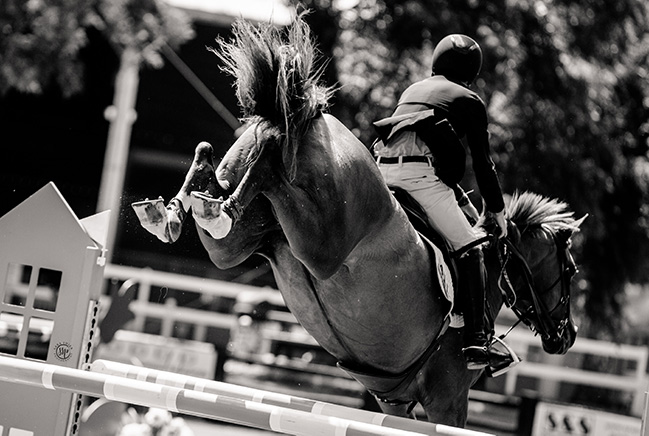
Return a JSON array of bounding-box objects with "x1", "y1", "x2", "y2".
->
[{"x1": 211, "y1": 13, "x2": 333, "y2": 179}]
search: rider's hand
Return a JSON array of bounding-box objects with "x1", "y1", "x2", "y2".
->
[{"x1": 490, "y1": 209, "x2": 508, "y2": 238}]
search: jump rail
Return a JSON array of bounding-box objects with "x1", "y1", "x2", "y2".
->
[
  {"x1": 91, "y1": 359, "x2": 471, "y2": 436},
  {"x1": 0, "y1": 355, "x2": 494, "y2": 436}
]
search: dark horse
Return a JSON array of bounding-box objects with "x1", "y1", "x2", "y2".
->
[{"x1": 132, "y1": 17, "x2": 585, "y2": 427}]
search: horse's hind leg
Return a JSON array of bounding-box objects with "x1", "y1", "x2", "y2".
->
[
  {"x1": 177, "y1": 141, "x2": 220, "y2": 208},
  {"x1": 179, "y1": 142, "x2": 238, "y2": 239},
  {"x1": 132, "y1": 142, "x2": 219, "y2": 242}
]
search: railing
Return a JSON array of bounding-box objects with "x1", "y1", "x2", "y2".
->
[
  {"x1": 493, "y1": 324, "x2": 649, "y2": 417},
  {"x1": 103, "y1": 264, "x2": 268, "y2": 341}
]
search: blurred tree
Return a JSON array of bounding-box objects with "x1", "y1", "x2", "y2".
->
[
  {"x1": 300, "y1": 0, "x2": 649, "y2": 339},
  {"x1": 0, "y1": 0, "x2": 194, "y2": 97},
  {"x1": 0, "y1": 0, "x2": 195, "y2": 261}
]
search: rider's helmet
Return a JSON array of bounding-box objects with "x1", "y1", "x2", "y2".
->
[{"x1": 431, "y1": 34, "x2": 483, "y2": 85}]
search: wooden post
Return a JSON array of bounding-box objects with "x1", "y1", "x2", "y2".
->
[{"x1": 642, "y1": 383, "x2": 649, "y2": 436}]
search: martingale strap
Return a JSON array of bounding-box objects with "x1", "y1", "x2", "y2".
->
[{"x1": 499, "y1": 237, "x2": 560, "y2": 341}]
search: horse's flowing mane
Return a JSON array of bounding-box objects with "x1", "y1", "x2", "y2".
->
[
  {"x1": 210, "y1": 14, "x2": 333, "y2": 179},
  {"x1": 506, "y1": 191, "x2": 583, "y2": 237}
]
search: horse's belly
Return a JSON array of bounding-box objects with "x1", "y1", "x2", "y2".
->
[
  {"x1": 268, "y1": 221, "x2": 447, "y2": 372},
  {"x1": 275, "y1": 258, "x2": 444, "y2": 373}
]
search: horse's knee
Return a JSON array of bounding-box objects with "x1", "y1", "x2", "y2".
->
[{"x1": 376, "y1": 400, "x2": 416, "y2": 419}]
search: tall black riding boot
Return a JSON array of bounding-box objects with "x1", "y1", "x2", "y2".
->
[{"x1": 456, "y1": 246, "x2": 492, "y2": 370}]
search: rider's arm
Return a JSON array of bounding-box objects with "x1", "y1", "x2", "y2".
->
[{"x1": 463, "y1": 97, "x2": 505, "y2": 214}]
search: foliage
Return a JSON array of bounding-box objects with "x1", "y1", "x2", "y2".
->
[
  {"x1": 295, "y1": 0, "x2": 649, "y2": 339},
  {"x1": 0, "y1": 0, "x2": 194, "y2": 97}
]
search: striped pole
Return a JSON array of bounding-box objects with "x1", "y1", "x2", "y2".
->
[
  {"x1": 92, "y1": 360, "x2": 484, "y2": 436},
  {"x1": 0, "y1": 356, "x2": 491, "y2": 436}
]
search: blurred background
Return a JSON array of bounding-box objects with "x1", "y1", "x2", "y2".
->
[{"x1": 1, "y1": 1, "x2": 648, "y2": 434}]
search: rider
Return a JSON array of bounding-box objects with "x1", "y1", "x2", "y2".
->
[{"x1": 373, "y1": 34, "x2": 508, "y2": 370}]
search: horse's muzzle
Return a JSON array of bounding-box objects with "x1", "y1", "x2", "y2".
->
[{"x1": 542, "y1": 320, "x2": 578, "y2": 355}]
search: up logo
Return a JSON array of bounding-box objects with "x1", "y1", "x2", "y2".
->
[{"x1": 54, "y1": 342, "x2": 73, "y2": 361}]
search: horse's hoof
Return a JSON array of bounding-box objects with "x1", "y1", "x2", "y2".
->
[
  {"x1": 132, "y1": 197, "x2": 167, "y2": 227},
  {"x1": 190, "y1": 191, "x2": 223, "y2": 220},
  {"x1": 131, "y1": 197, "x2": 183, "y2": 243},
  {"x1": 190, "y1": 192, "x2": 232, "y2": 239}
]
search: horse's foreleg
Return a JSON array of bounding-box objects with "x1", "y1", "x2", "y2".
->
[
  {"x1": 376, "y1": 401, "x2": 417, "y2": 419},
  {"x1": 416, "y1": 330, "x2": 474, "y2": 427},
  {"x1": 191, "y1": 144, "x2": 273, "y2": 240},
  {"x1": 420, "y1": 390, "x2": 469, "y2": 428}
]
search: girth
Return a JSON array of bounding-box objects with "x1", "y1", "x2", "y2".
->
[{"x1": 337, "y1": 316, "x2": 449, "y2": 403}]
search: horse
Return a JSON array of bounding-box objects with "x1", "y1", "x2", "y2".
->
[{"x1": 131, "y1": 16, "x2": 585, "y2": 427}]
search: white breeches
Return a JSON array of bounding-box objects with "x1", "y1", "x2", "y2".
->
[{"x1": 378, "y1": 162, "x2": 484, "y2": 251}]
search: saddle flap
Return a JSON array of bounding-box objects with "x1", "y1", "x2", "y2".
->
[
  {"x1": 389, "y1": 186, "x2": 464, "y2": 327},
  {"x1": 389, "y1": 186, "x2": 456, "y2": 276}
]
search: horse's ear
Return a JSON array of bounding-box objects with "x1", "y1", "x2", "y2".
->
[
  {"x1": 574, "y1": 214, "x2": 588, "y2": 230},
  {"x1": 559, "y1": 214, "x2": 588, "y2": 242},
  {"x1": 555, "y1": 214, "x2": 587, "y2": 248}
]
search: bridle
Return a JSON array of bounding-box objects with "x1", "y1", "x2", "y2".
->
[{"x1": 495, "y1": 227, "x2": 576, "y2": 345}]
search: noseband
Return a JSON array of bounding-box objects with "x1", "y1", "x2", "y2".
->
[{"x1": 495, "y1": 230, "x2": 574, "y2": 344}]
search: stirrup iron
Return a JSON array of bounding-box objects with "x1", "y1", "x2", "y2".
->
[{"x1": 485, "y1": 336, "x2": 521, "y2": 377}]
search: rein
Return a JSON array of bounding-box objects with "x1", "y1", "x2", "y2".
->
[{"x1": 494, "y1": 231, "x2": 572, "y2": 344}]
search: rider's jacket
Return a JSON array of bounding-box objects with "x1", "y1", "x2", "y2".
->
[{"x1": 374, "y1": 75, "x2": 505, "y2": 214}]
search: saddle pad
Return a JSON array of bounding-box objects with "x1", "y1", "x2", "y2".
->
[{"x1": 420, "y1": 234, "x2": 464, "y2": 328}]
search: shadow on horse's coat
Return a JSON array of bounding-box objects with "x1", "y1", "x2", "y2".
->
[{"x1": 132, "y1": 16, "x2": 584, "y2": 427}]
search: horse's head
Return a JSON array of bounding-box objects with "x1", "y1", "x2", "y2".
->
[{"x1": 488, "y1": 192, "x2": 586, "y2": 355}]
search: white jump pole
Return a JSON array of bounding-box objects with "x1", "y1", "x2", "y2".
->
[
  {"x1": 0, "y1": 356, "x2": 494, "y2": 436},
  {"x1": 92, "y1": 359, "x2": 485, "y2": 436}
]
